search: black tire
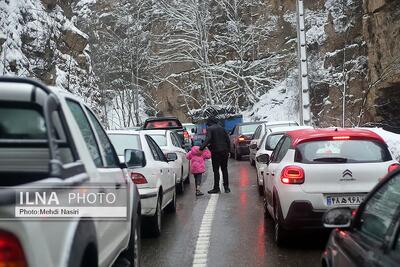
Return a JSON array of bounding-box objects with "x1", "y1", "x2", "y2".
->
[
  {"x1": 121, "y1": 212, "x2": 141, "y2": 267},
  {"x1": 274, "y1": 200, "x2": 288, "y2": 247},
  {"x1": 148, "y1": 195, "x2": 162, "y2": 237},
  {"x1": 234, "y1": 147, "x2": 241, "y2": 160},
  {"x1": 177, "y1": 170, "x2": 185, "y2": 194},
  {"x1": 184, "y1": 174, "x2": 190, "y2": 184},
  {"x1": 256, "y1": 172, "x2": 264, "y2": 196},
  {"x1": 68, "y1": 221, "x2": 98, "y2": 267},
  {"x1": 250, "y1": 158, "x2": 255, "y2": 166},
  {"x1": 166, "y1": 186, "x2": 177, "y2": 213}
]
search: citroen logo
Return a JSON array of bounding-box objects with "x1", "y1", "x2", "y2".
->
[{"x1": 343, "y1": 169, "x2": 353, "y2": 178}]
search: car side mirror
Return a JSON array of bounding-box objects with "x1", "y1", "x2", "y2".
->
[
  {"x1": 323, "y1": 207, "x2": 352, "y2": 228},
  {"x1": 166, "y1": 152, "x2": 178, "y2": 162},
  {"x1": 249, "y1": 143, "x2": 258, "y2": 150},
  {"x1": 256, "y1": 154, "x2": 270, "y2": 164},
  {"x1": 124, "y1": 149, "x2": 146, "y2": 168}
]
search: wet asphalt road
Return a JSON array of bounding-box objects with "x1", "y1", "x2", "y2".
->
[{"x1": 141, "y1": 158, "x2": 326, "y2": 267}]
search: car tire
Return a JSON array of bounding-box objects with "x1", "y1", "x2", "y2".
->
[
  {"x1": 166, "y1": 186, "x2": 177, "y2": 213},
  {"x1": 121, "y1": 212, "x2": 141, "y2": 267},
  {"x1": 274, "y1": 200, "x2": 288, "y2": 247},
  {"x1": 234, "y1": 147, "x2": 241, "y2": 160},
  {"x1": 256, "y1": 172, "x2": 264, "y2": 196},
  {"x1": 184, "y1": 174, "x2": 190, "y2": 184},
  {"x1": 177, "y1": 170, "x2": 185, "y2": 194},
  {"x1": 68, "y1": 221, "x2": 98, "y2": 267},
  {"x1": 250, "y1": 158, "x2": 255, "y2": 166},
  {"x1": 148, "y1": 195, "x2": 162, "y2": 237}
]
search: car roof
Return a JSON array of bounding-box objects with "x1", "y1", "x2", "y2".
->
[
  {"x1": 139, "y1": 129, "x2": 168, "y2": 135},
  {"x1": 107, "y1": 130, "x2": 141, "y2": 135},
  {"x1": 264, "y1": 120, "x2": 299, "y2": 126},
  {"x1": 269, "y1": 125, "x2": 313, "y2": 133},
  {"x1": 286, "y1": 128, "x2": 386, "y2": 146},
  {"x1": 144, "y1": 117, "x2": 179, "y2": 122},
  {"x1": 238, "y1": 121, "x2": 266, "y2": 126}
]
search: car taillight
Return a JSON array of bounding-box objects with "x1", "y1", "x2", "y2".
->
[
  {"x1": 238, "y1": 135, "x2": 246, "y2": 142},
  {"x1": 131, "y1": 173, "x2": 148, "y2": 184},
  {"x1": 0, "y1": 231, "x2": 26, "y2": 267},
  {"x1": 388, "y1": 163, "x2": 400, "y2": 173},
  {"x1": 281, "y1": 166, "x2": 305, "y2": 184},
  {"x1": 332, "y1": 136, "x2": 350, "y2": 140},
  {"x1": 183, "y1": 131, "x2": 189, "y2": 139}
]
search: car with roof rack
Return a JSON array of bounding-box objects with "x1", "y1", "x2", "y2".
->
[
  {"x1": 259, "y1": 128, "x2": 399, "y2": 246},
  {"x1": 0, "y1": 77, "x2": 141, "y2": 267}
]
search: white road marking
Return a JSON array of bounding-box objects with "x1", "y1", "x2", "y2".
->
[{"x1": 192, "y1": 194, "x2": 219, "y2": 267}]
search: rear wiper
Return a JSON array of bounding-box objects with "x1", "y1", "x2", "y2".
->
[{"x1": 313, "y1": 157, "x2": 348, "y2": 163}]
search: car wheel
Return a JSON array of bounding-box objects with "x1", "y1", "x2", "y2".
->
[
  {"x1": 177, "y1": 170, "x2": 185, "y2": 194},
  {"x1": 68, "y1": 221, "x2": 98, "y2": 267},
  {"x1": 122, "y1": 213, "x2": 141, "y2": 267},
  {"x1": 256, "y1": 172, "x2": 264, "y2": 196},
  {"x1": 149, "y1": 195, "x2": 162, "y2": 237},
  {"x1": 234, "y1": 147, "x2": 241, "y2": 160},
  {"x1": 184, "y1": 174, "x2": 190, "y2": 184},
  {"x1": 166, "y1": 186, "x2": 177, "y2": 213},
  {"x1": 274, "y1": 201, "x2": 288, "y2": 247},
  {"x1": 250, "y1": 158, "x2": 255, "y2": 166}
]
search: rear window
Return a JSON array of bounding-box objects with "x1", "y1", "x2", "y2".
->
[
  {"x1": 266, "y1": 134, "x2": 283, "y2": 150},
  {"x1": 0, "y1": 104, "x2": 46, "y2": 139},
  {"x1": 108, "y1": 134, "x2": 141, "y2": 156},
  {"x1": 240, "y1": 124, "x2": 260, "y2": 134},
  {"x1": 148, "y1": 134, "x2": 167, "y2": 147},
  {"x1": 144, "y1": 119, "x2": 182, "y2": 129},
  {"x1": 295, "y1": 140, "x2": 392, "y2": 164}
]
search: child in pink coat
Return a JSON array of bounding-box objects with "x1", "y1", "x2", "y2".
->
[{"x1": 186, "y1": 146, "x2": 211, "y2": 196}]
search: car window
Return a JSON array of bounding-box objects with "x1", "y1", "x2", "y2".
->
[
  {"x1": 240, "y1": 124, "x2": 260, "y2": 135},
  {"x1": 171, "y1": 133, "x2": 182, "y2": 147},
  {"x1": 0, "y1": 103, "x2": 46, "y2": 139},
  {"x1": 358, "y1": 173, "x2": 400, "y2": 242},
  {"x1": 67, "y1": 100, "x2": 102, "y2": 167},
  {"x1": 108, "y1": 134, "x2": 141, "y2": 156},
  {"x1": 145, "y1": 135, "x2": 160, "y2": 161},
  {"x1": 253, "y1": 126, "x2": 261, "y2": 139},
  {"x1": 270, "y1": 136, "x2": 285, "y2": 163},
  {"x1": 149, "y1": 134, "x2": 167, "y2": 147},
  {"x1": 147, "y1": 135, "x2": 166, "y2": 162},
  {"x1": 266, "y1": 134, "x2": 284, "y2": 150},
  {"x1": 144, "y1": 119, "x2": 182, "y2": 129},
  {"x1": 275, "y1": 137, "x2": 291, "y2": 162},
  {"x1": 295, "y1": 140, "x2": 391, "y2": 164},
  {"x1": 86, "y1": 108, "x2": 119, "y2": 168}
]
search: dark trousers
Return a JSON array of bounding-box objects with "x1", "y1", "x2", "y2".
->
[
  {"x1": 194, "y1": 173, "x2": 202, "y2": 186},
  {"x1": 211, "y1": 151, "x2": 229, "y2": 189}
]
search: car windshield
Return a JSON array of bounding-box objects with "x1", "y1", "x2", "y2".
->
[
  {"x1": 184, "y1": 124, "x2": 196, "y2": 133},
  {"x1": 295, "y1": 139, "x2": 392, "y2": 164},
  {"x1": 0, "y1": 104, "x2": 47, "y2": 139},
  {"x1": 148, "y1": 134, "x2": 167, "y2": 147},
  {"x1": 144, "y1": 120, "x2": 182, "y2": 129},
  {"x1": 240, "y1": 124, "x2": 260, "y2": 134},
  {"x1": 108, "y1": 134, "x2": 141, "y2": 156},
  {"x1": 266, "y1": 134, "x2": 284, "y2": 150}
]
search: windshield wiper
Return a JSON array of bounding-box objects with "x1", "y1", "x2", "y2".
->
[{"x1": 313, "y1": 157, "x2": 348, "y2": 163}]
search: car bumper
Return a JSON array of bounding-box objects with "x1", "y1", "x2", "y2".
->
[
  {"x1": 236, "y1": 145, "x2": 250, "y2": 155},
  {"x1": 282, "y1": 201, "x2": 325, "y2": 230},
  {"x1": 138, "y1": 188, "x2": 159, "y2": 216}
]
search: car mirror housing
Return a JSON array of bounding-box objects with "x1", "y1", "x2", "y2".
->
[
  {"x1": 249, "y1": 143, "x2": 258, "y2": 150},
  {"x1": 124, "y1": 149, "x2": 146, "y2": 168},
  {"x1": 166, "y1": 152, "x2": 178, "y2": 162},
  {"x1": 323, "y1": 207, "x2": 352, "y2": 228},
  {"x1": 256, "y1": 154, "x2": 270, "y2": 164}
]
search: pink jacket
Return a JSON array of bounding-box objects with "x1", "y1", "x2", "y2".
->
[{"x1": 186, "y1": 146, "x2": 211, "y2": 174}]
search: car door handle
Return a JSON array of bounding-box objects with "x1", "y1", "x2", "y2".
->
[{"x1": 266, "y1": 172, "x2": 270, "y2": 176}]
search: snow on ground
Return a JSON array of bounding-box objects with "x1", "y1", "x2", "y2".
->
[
  {"x1": 243, "y1": 73, "x2": 300, "y2": 123},
  {"x1": 367, "y1": 128, "x2": 400, "y2": 161}
]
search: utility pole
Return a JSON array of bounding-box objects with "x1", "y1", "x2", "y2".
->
[{"x1": 296, "y1": 0, "x2": 311, "y2": 126}]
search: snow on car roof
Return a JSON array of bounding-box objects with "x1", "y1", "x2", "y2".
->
[{"x1": 286, "y1": 128, "x2": 386, "y2": 147}]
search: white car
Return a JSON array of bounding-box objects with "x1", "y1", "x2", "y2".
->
[
  {"x1": 140, "y1": 129, "x2": 190, "y2": 193},
  {"x1": 260, "y1": 128, "x2": 400, "y2": 246},
  {"x1": 249, "y1": 121, "x2": 299, "y2": 166},
  {"x1": 255, "y1": 125, "x2": 312, "y2": 195},
  {"x1": 0, "y1": 77, "x2": 140, "y2": 267},
  {"x1": 182, "y1": 123, "x2": 197, "y2": 144},
  {"x1": 108, "y1": 130, "x2": 177, "y2": 236}
]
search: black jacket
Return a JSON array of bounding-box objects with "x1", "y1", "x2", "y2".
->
[{"x1": 200, "y1": 123, "x2": 230, "y2": 153}]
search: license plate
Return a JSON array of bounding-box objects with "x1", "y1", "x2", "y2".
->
[{"x1": 326, "y1": 195, "x2": 365, "y2": 206}]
